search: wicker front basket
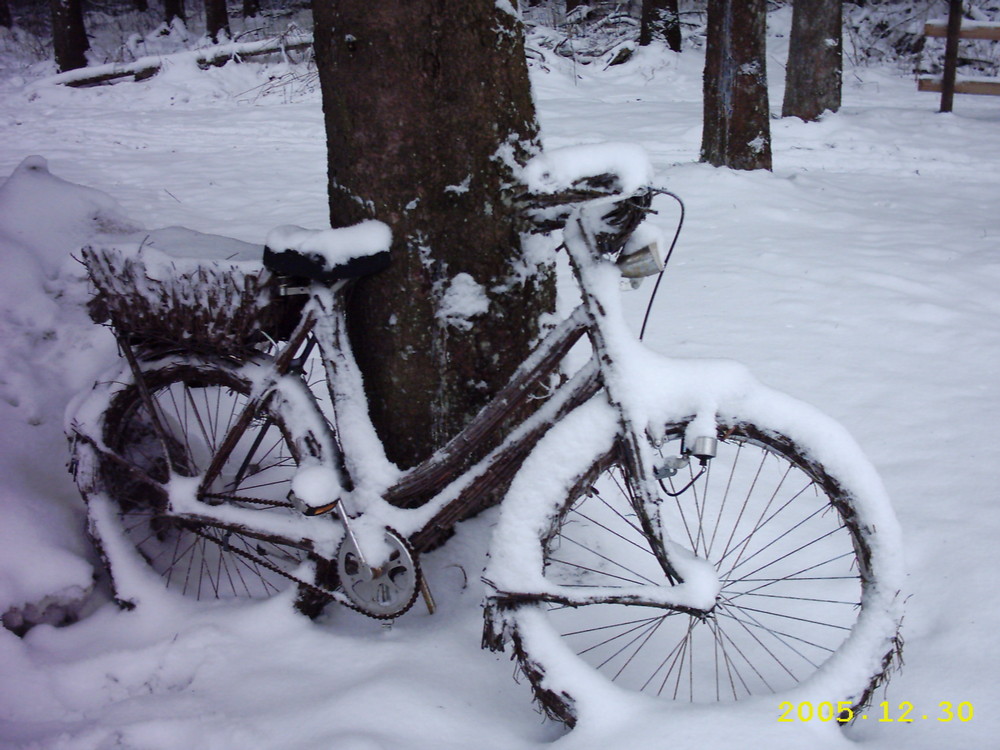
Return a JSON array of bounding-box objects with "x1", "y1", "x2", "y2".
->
[{"x1": 82, "y1": 245, "x2": 300, "y2": 356}]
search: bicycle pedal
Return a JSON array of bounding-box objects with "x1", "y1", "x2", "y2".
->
[{"x1": 301, "y1": 499, "x2": 340, "y2": 517}]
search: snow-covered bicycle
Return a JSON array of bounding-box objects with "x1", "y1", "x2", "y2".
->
[{"x1": 68, "y1": 148, "x2": 903, "y2": 726}]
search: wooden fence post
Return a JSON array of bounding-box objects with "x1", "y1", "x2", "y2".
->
[{"x1": 940, "y1": 0, "x2": 964, "y2": 112}]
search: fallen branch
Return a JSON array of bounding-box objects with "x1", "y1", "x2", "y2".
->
[{"x1": 42, "y1": 33, "x2": 314, "y2": 88}]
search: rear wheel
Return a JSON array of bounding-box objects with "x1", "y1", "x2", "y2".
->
[
  {"x1": 90, "y1": 357, "x2": 333, "y2": 609},
  {"x1": 488, "y1": 409, "x2": 902, "y2": 725}
]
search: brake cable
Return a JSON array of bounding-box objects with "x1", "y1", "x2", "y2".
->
[{"x1": 638, "y1": 187, "x2": 686, "y2": 341}]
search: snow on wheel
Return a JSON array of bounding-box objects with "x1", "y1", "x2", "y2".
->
[
  {"x1": 485, "y1": 398, "x2": 904, "y2": 726},
  {"x1": 76, "y1": 356, "x2": 333, "y2": 610}
]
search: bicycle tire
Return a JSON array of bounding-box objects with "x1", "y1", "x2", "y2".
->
[
  {"x1": 485, "y1": 395, "x2": 904, "y2": 726},
  {"x1": 77, "y1": 355, "x2": 338, "y2": 613}
]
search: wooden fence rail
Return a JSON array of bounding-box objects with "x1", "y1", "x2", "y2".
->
[{"x1": 918, "y1": 0, "x2": 1000, "y2": 111}]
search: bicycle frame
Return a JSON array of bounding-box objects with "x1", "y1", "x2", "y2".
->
[{"x1": 132, "y1": 198, "x2": 720, "y2": 616}]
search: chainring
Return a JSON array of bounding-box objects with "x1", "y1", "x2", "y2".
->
[{"x1": 336, "y1": 527, "x2": 421, "y2": 619}]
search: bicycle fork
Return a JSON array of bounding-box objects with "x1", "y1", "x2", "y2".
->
[{"x1": 564, "y1": 210, "x2": 722, "y2": 613}]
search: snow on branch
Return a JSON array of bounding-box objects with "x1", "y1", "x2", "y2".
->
[{"x1": 39, "y1": 33, "x2": 314, "y2": 88}]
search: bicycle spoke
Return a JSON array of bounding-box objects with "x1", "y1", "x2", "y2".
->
[
  {"x1": 557, "y1": 534, "x2": 660, "y2": 586},
  {"x1": 725, "y1": 603, "x2": 852, "y2": 632},
  {"x1": 569, "y1": 616, "x2": 663, "y2": 658},
  {"x1": 652, "y1": 616, "x2": 696, "y2": 699},
  {"x1": 548, "y1": 556, "x2": 653, "y2": 587},
  {"x1": 714, "y1": 607, "x2": 836, "y2": 657},
  {"x1": 595, "y1": 615, "x2": 664, "y2": 673},
  {"x1": 588, "y1": 488, "x2": 646, "y2": 541},
  {"x1": 733, "y1": 550, "x2": 859, "y2": 593},
  {"x1": 728, "y1": 590, "x2": 858, "y2": 606},
  {"x1": 711, "y1": 611, "x2": 779, "y2": 689},
  {"x1": 715, "y1": 442, "x2": 771, "y2": 564},
  {"x1": 567, "y1": 506, "x2": 654, "y2": 557},
  {"x1": 560, "y1": 613, "x2": 676, "y2": 638},
  {"x1": 704, "y1": 442, "x2": 738, "y2": 560},
  {"x1": 717, "y1": 474, "x2": 808, "y2": 575},
  {"x1": 103, "y1": 363, "x2": 315, "y2": 605},
  {"x1": 638, "y1": 625, "x2": 690, "y2": 692},
  {"x1": 708, "y1": 616, "x2": 751, "y2": 701},
  {"x1": 723, "y1": 495, "x2": 828, "y2": 578},
  {"x1": 730, "y1": 524, "x2": 845, "y2": 583},
  {"x1": 721, "y1": 609, "x2": 819, "y2": 679}
]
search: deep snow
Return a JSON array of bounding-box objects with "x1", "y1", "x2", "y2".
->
[{"x1": 1, "y1": 6, "x2": 999, "y2": 749}]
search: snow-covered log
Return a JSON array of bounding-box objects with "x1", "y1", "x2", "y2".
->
[{"x1": 42, "y1": 34, "x2": 313, "y2": 88}]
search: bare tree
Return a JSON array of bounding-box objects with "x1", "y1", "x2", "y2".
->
[
  {"x1": 50, "y1": 0, "x2": 89, "y2": 72},
  {"x1": 782, "y1": 0, "x2": 842, "y2": 120},
  {"x1": 205, "y1": 0, "x2": 230, "y2": 42},
  {"x1": 312, "y1": 1, "x2": 555, "y2": 470},
  {"x1": 700, "y1": 0, "x2": 772, "y2": 171},
  {"x1": 640, "y1": 0, "x2": 682, "y2": 52}
]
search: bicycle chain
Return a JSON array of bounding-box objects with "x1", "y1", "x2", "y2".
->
[
  {"x1": 200, "y1": 492, "x2": 296, "y2": 509},
  {"x1": 188, "y1": 524, "x2": 418, "y2": 621}
]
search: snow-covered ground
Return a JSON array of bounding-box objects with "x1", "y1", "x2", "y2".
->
[{"x1": 2, "y1": 8, "x2": 999, "y2": 749}]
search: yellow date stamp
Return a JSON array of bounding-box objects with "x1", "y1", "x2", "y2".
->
[{"x1": 778, "y1": 700, "x2": 974, "y2": 723}]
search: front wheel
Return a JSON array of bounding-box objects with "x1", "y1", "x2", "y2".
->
[{"x1": 485, "y1": 398, "x2": 903, "y2": 726}]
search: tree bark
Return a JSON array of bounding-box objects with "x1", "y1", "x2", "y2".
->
[
  {"x1": 700, "y1": 0, "x2": 772, "y2": 171},
  {"x1": 164, "y1": 0, "x2": 185, "y2": 25},
  {"x1": 313, "y1": 1, "x2": 554, "y2": 470},
  {"x1": 1, "y1": 0, "x2": 14, "y2": 28},
  {"x1": 782, "y1": 0, "x2": 842, "y2": 120},
  {"x1": 243, "y1": 0, "x2": 260, "y2": 19},
  {"x1": 639, "y1": 0, "x2": 682, "y2": 52},
  {"x1": 50, "y1": 0, "x2": 89, "y2": 72},
  {"x1": 204, "y1": 0, "x2": 230, "y2": 42}
]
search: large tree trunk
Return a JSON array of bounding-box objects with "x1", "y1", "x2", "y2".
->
[
  {"x1": 204, "y1": 0, "x2": 230, "y2": 42},
  {"x1": 700, "y1": 0, "x2": 772, "y2": 171},
  {"x1": 313, "y1": 1, "x2": 554, "y2": 470},
  {"x1": 782, "y1": 0, "x2": 842, "y2": 120},
  {"x1": 639, "y1": 0, "x2": 682, "y2": 52},
  {"x1": 50, "y1": 0, "x2": 89, "y2": 72}
]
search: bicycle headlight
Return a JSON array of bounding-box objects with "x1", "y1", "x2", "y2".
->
[{"x1": 616, "y1": 239, "x2": 663, "y2": 279}]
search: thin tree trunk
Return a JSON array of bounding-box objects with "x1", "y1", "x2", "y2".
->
[
  {"x1": 243, "y1": 0, "x2": 260, "y2": 19},
  {"x1": 700, "y1": 0, "x2": 772, "y2": 171},
  {"x1": 782, "y1": 0, "x2": 842, "y2": 120},
  {"x1": 164, "y1": 0, "x2": 185, "y2": 25},
  {"x1": 1, "y1": 0, "x2": 14, "y2": 27},
  {"x1": 51, "y1": 0, "x2": 89, "y2": 72},
  {"x1": 565, "y1": 0, "x2": 585, "y2": 21},
  {"x1": 313, "y1": 1, "x2": 554, "y2": 470},
  {"x1": 205, "y1": 0, "x2": 230, "y2": 42},
  {"x1": 639, "y1": 0, "x2": 681, "y2": 52}
]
